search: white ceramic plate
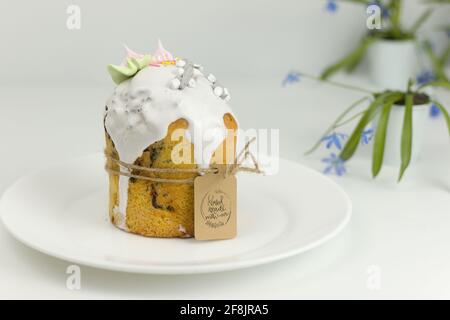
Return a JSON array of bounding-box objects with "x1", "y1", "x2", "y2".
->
[{"x1": 0, "y1": 154, "x2": 351, "y2": 274}]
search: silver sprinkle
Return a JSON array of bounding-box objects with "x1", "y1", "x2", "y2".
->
[
  {"x1": 207, "y1": 74, "x2": 216, "y2": 83},
  {"x1": 180, "y1": 62, "x2": 195, "y2": 89}
]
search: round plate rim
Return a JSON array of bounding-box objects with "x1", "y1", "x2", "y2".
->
[{"x1": 0, "y1": 154, "x2": 352, "y2": 275}]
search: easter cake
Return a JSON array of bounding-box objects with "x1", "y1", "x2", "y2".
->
[{"x1": 104, "y1": 41, "x2": 238, "y2": 238}]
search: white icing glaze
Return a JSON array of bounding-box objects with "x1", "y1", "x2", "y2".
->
[
  {"x1": 112, "y1": 205, "x2": 127, "y2": 230},
  {"x1": 105, "y1": 64, "x2": 235, "y2": 217}
]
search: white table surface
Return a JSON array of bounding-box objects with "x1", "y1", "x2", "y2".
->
[{"x1": 0, "y1": 74, "x2": 449, "y2": 299}]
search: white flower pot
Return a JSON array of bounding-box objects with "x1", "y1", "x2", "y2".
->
[
  {"x1": 367, "y1": 39, "x2": 418, "y2": 90},
  {"x1": 376, "y1": 102, "x2": 428, "y2": 167}
]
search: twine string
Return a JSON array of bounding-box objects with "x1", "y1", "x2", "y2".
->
[{"x1": 104, "y1": 137, "x2": 263, "y2": 184}]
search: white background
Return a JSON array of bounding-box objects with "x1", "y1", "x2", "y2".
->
[{"x1": 0, "y1": 0, "x2": 449, "y2": 299}]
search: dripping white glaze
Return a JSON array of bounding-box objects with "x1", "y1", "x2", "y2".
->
[{"x1": 104, "y1": 65, "x2": 235, "y2": 221}]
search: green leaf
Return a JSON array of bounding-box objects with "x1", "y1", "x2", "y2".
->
[
  {"x1": 423, "y1": 41, "x2": 442, "y2": 69},
  {"x1": 371, "y1": 94, "x2": 403, "y2": 177},
  {"x1": 398, "y1": 94, "x2": 413, "y2": 182},
  {"x1": 107, "y1": 59, "x2": 139, "y2": 84},
  {"x1": 422, "y1": 41, "x2": 450, "y2": 82},
  {"x1": 304, "y1": 96, "x2": 370, "y2": 155},
  {"x1": 107, "y1": 55, "x2": 151, "y2": 85},
  {"x1": 431, "y1": 100, "x2": 450, "y2": 138},
  {"x1": 422, "y1": 0, "x2": 450, "y2": 3},
  {"x1": 407, "y1": 78, "x2": 415, "y2": 92},
  {"x1": 442, "y1": 44, "x2": 450, "y2": 65},
  {"x1": 340, "y1": 93, "x2": 392, "y2": 161},
  {"x1": 389, "y1": 0, "x2": 403, "y2": 38},
  {"x1": 410, "y1": 8, "x2": 433, "y2": 34},
  {"x1": 132, "y1": 56, "x2": 152, "y2": 69},
  {"x1": 418, "y1": 80, "x2": 450, "y2": 91},
  {"x1": 320, "y1": 37, "x2": 374, "y2": 80}
]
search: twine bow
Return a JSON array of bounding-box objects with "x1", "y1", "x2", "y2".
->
[{"x1": 105, "y1": 137, "x2": 263, "y2": 184}]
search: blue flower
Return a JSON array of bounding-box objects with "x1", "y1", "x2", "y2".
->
[
  {"x1": 368, "y1": 1, "x2": 389, "y2": 17},
  {"x1": 322, "y1": 153, "x2": 346, "y2": 176},
  {"x1": 325, "y1": 0, "x2": 338, "y2": 13},
  {"x1": 416, "y1": 70, "x2": 435, "y2": 86},
  {"x1": 361, "y1": 127, "x2": 375, "y2": 145},
  {"x1": 282, "y1": 71, "x2": 301, "y2": 87},
  {"x1": 321, "y1": 132, "x2": 348, "y2": 150},
  {"x1": 429, "y1": 103, "x2": 441, "y2": 118}
]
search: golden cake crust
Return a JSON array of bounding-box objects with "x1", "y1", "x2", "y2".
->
[{"x1": 105, "y1": 114, "x2": 237, "y2": 238}]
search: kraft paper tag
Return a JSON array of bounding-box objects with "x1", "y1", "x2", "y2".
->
[{"x1": 194, "y1": 165, "x2": 237, "y2": 240}]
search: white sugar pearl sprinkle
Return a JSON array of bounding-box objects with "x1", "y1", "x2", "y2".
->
[
  {"x1": 207, "y1": 74, "x2": 216, "y2": 83},
  {"x1": 188, "y1": 78, "x2": 196, "y2": 88},
  {"x1": 169, "y1": 78, "x2": 181, "y2": 90},
  {"x1": 213, "y1": 86, "x2": 224, "y2": 97},
  {"x1": 193, "y1": 69, "x2": 202, "y2": 77},
  {"x1": 194, "y1": 64, "x2": 204, "y2": 71}
]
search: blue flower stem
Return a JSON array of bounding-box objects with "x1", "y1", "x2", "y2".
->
[
  {"x1": 298, "y1": 72, "x2": 376, "y2": 94},
  {"x1": 336, "y1": 111, "x2": 365, "y2": 126},
  {"x1": 305, "y1": 96, "x2": 369, "y2": 155}
]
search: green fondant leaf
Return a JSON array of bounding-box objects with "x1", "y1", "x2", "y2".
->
[
  {"x1": 107, "y1": 55, "x2": 152, "y2": 85},
  {"x1": 107, "y1": 64, "x2": 137, "y2": 84},
  {"x1": 134, "y1": 55, "x2": 152, "y2": 69}
]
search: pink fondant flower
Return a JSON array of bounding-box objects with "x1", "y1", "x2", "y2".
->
[
  {"x1": 152, "y1": 39, "x2": 174, "y2": 64},
  {"x1": 124, "y1": 45, "x2": 145, "y2": 59}
]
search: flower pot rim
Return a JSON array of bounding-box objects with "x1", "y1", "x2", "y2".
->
[
  {"x1": 392, "y1": 102, "x2": 431, "y2": 108},
  {"x1": 368, "y1": 31, "x2": 416, "y2": 43},
  {"x1": 372, "y1": 37, "x2": 416, "y2": 45},
  {"x1": 389, "y1": 92, "x2": 431, "y2": 107}
]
